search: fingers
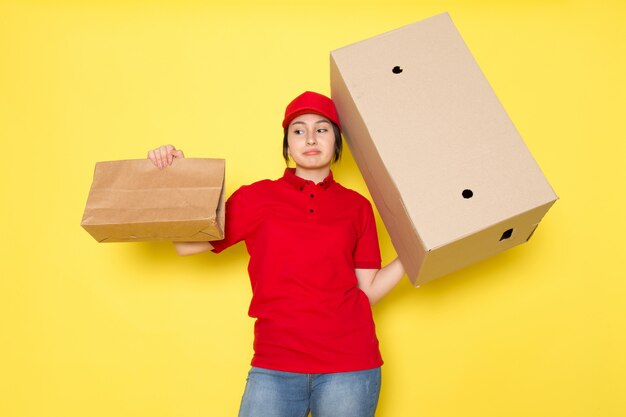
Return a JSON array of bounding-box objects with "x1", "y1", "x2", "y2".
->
[
  {"x1": 159, "y1": 145, "x2": 172, "y2": 167},
  {"x1": 147, "y1": 147, "x2": 167, "y2": 169},
  {"x1": 147, "y1": 149, "x2": 158, "y2": 166},
  {"x1": 147, "y1": 145, "x2": 184, "y2": 169}
]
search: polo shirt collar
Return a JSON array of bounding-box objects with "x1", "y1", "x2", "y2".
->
[{"x1": 282, "y1": 168, "x2": 335, "y2": 191}]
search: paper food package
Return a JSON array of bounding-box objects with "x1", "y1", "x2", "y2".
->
[{"x1": 81, "y1": 158, "x2": 225, "y2": 242}]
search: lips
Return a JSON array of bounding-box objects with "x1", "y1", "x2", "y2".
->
[{"x1": 303, "y1": 150, "x2": 321, "y2": 156}]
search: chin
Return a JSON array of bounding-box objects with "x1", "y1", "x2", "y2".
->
[{"x1": 295, "y1": 158, "x2": 331, "y2": 169}]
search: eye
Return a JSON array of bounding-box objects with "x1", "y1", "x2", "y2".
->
[
  {"x1": 293, "y1": 129, "x2": 305, "y2": 135},
  {"x1": 317, "y1": 128, "x2": 328, "y2": 133}
]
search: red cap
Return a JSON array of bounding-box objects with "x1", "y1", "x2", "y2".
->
[{"x1": 282, "y1": 91, "x2": 341, "y2": 131}]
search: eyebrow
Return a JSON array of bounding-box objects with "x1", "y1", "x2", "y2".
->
[{"x1": 291, "y1": 119, "x2": 331, "y2": 126}]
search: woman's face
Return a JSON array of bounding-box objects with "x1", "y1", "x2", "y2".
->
[{"x1": 286, "y1": 113, "x2": 336, "y2": 171}]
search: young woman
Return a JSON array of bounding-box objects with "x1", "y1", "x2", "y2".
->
[{"x1": 148, "y1": 91, "x2": 406, "y2": 417}]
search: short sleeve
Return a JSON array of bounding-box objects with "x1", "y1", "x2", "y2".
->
[
  {"x1": 210, "y1": 185, "x2": 256, "y2": 254},
  {"x1": 353, "y1": 200, "x2": 382, "y2": 269}
]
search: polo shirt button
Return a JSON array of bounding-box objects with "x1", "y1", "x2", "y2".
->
[
  {"x1": 299, "y1": 187, "x2": 303, "y2": 191},
  {"x1": 309, "y1": 209, "x2": 314, "y2": 213},
  {"x1": 310, "y1": 194, "x2": 314, "y2": 198}
]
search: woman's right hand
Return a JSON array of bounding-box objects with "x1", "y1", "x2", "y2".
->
[{"x1": 147, "y1": 144, "x2": 185, "y2": 169}]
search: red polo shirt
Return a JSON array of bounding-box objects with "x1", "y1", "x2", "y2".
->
[{"x1": 211, "y1": 168, "x2": 383, "y2": 373}]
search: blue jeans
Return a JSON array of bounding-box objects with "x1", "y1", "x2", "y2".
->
[{"x1": 238, "y1": 366, "x2": 382, "y2": 417}]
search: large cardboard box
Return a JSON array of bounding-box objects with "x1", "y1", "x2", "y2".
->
[
  {"x1": 330, "y1": 12, "x2": 558, "y2": 286},
  {"x1": 81, "y1": 158, "x2": 225, "y2": 242}
]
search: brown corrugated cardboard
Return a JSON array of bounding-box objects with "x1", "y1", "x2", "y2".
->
[
  {"x1": 330, "y1": 12, "x2": 558, "y2": 286},
  {"x1": 81, "y1": 158, "x2": 225, "y2": 242}
]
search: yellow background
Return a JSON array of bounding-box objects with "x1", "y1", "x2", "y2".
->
[{"x1": 1, "y1": 0, "x2": 625, "y2": 416}]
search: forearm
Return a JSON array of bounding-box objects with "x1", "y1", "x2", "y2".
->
[
  {"x1": 357, "y1": 257, "x2": 406, "y2": 305},
  {"x1": 173, "y1": 241, "x2": 213, "y2": 256}
]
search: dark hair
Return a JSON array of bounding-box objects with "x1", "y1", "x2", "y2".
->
[{"x1": 282, "y1": 122, "x2": 343, "y2": 165}]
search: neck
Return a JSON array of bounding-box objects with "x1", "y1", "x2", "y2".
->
[{"x1": 294, "y1": 165, "x2": 331, "y2": 184}]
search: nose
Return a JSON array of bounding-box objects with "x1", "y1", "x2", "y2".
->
[{"x1": 306, "y1": 132, "x2": 317, "y2": 145}]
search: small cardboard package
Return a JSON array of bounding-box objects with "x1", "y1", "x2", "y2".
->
[
  {"x1": 330, "y1": 12, "x2": 558, "y2": 286},
  {"x1": 81, "y1": 158, "x2": 225, "y2": 242}
]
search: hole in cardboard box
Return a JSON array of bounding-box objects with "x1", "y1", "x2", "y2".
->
[
  {"x1": 500, "y1": 228, "x2": 513, "y2": 241},
  {"x1": 392, "y1": 66, "x2": 403, "y2": 74},
  {"x1": 462, "y1": 189, "x2": 473, "y2": 199}
]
